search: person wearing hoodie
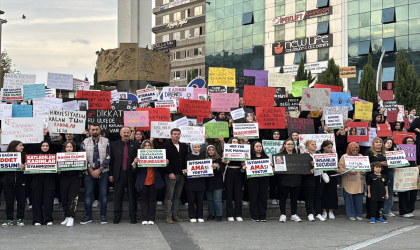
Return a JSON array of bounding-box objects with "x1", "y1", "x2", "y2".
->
[{"x1": 205, "y1": 145, "x2": 226, "y2": 222}]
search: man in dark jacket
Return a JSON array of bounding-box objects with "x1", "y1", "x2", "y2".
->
[
  {"x1": 109, "y1": 127, "x2": 140, "y2": 224},
  {"x1": 163, "y1": 128, "x2": 188, "y2": 224}
]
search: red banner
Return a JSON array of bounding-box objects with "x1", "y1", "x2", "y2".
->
[
  {"x1": 393, "y1": 131, "x2": 415, "y2": 144},
  {"x1": 386, "y1": 110, "x2": 398, "y2": 123},
  {"x1": 380, "y1": 90, "x2": 393, "y2": 101},
  {"x1": 178, "y1": 99, "x2": 211, "y2": 122},
  {"x1": 76, "y1": 90, "x2": 111, "y2": 110},
  {"x1": 136, "y1": 108, "x2": 171, "y2": 130},
  {"x1": 347, "y1": 122, "x2": 369, "y2": 142},
  {"x1": 376, "y1": 124, "x2": 392, "y2": 137},
  {"x1": 243, "y1": 86, "x2": 275, "y2": 107},
  {"x1": 404, "y1": 118, "x2": 410, "y2": 129},
  {"x1": 314, "y1": 84, "x2": 342, "y2": 92},
  {"x1": 256, "y1": 107, "x2": 286, "y2": 129}
]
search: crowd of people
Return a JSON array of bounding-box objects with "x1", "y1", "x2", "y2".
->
[{"x1": 0, "y1": 95, "x2": 419, "y2": 228}]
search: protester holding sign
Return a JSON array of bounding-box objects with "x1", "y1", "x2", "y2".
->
[
  {"x1": 319, "y1": 141, "x2": 339, "y2": 220},
  {"x1": 205, "y1": 145, "x2": 226, "y2": 222},
  {"x1": 1, "y1": 141, "x2": 26, "y2": 228},
  {"x1": 268, "y1": 130, "x2": 284, "y2": 205}
]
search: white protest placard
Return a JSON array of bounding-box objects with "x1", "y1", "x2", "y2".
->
[
  {"x1": 155, "y1": 99, "x2": 177, "y2": 113},
  {"x1": 267, "y1": 73, "x2": 294, "y2": 91},
  {"x1": 262, "y1": 140, "x2": 284, "y2": 157},
  {"x1": 187, "y1": 159, "x2": 214, "y2": 178},
  {"x1": 137, "y1": 87, "x2": 159, "y2": 103},
  {"x1": 1, "y1": 88, "x2": 23, "y2": 102},
  {"x1": 174, "y1": 116, "x2": 189, "y2": 127},
  {"x1": 0, "y1": 152, "x2": 22, "y2": 171},
  {"x1": 25, "y1": 154, "x2": 57, "y2": 174},
  {"x1": 32, "y1": 98, "x2": 45, "y2": 117},
  {"x1": 48, "y1": 110, "x2": 86, "y2": 134},
  {"x1": 0, "y1": 104, "x2": 13, "y2": 118},
  {"x1": 273, "y1": 155, "x2": 287, "y2": 172},
  {"x1": 323, "y1": 106, "x2": 349, "y2": 121},
  {"x1": 393, "y1": 167, "x2": 420, "y2": 191},
  {"x1": 3, "y1": 73, "x2": 36, "y2": 88},
  {"x1": 359, "y1": 128, "x2": 377, "y2": 147},
  {"x1": 232, "y1": 123, "x2": 259, "y2": 139},
  {"x1": 63, "y1": 100, "x2": 79, "y2": 111},
  {"x1": 245, "y1": 158, "x2": 273, "y2": 178},
  {"x1": 43, "y1": 97, "x2": 63, "y2": 115},
  {"x1": 301, "y1": 88, "x2": 331, "y2": 111},
  {"x1": 138, "y1": 149, "x2": 167, "y2": 167},
  {"x1": 111, "y1": 90, "x2": 119, "y2": 101},
  {"x1": 56, "y1": 152, "x2": 87, "y2": 171},
  {"x1": 179, "y1": 126, "x2": 205, "y2": 144},
  {"x1": 313, "y1": 153, "x2": 338, "y2": 171},
  {"x1": 223, "y1": 143, "x2": 251, "y2": 161},
  {"x1": 344, "y1": 155, "x2": 371, "y2": 171},
  {"x1": 325, "y1": 114, "x2": 343, "y2": 129},
  {"x1": 150, "y1": 121, "x2": 176, "y2": 138},
  {"x1": 161, "y1": 87, "x2": 194, "y2": 101},
  {"x1": 45, "y1": 89, "x2": 56, "y2": 98},
  {"x1": 299, "y1": 133, "x2": 336, "y2": 154},
  {"x1": 1, "y1": 118, "x2": 44, "y2": 144},
  {"x1": 231, "y1": 108, "x2": 245, "y2": 120},
  {"x1": 386, "y1": 151, "x2": 410, "y2": 168},
  {"x1": 73, "y1": 78, "x2": 90, "y2": 91},
  {"x1": 47, "y1": 73, "x2": 73, "y2": 90}
]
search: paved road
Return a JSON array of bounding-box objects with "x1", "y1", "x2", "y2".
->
[{"x1": 2, "y1": 211, "x2": 420, "y2": 250}]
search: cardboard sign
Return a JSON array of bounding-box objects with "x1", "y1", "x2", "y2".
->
[
  {"x1": 208, "y1": 67, "x2": 236, "y2": 87},
  {"x1": 56, "y1": 152, "x2": 87, "y2": 171},
  {"x1": 204, "y1": 122, "x2": 229, "y2": 138},
  {"x1": 12, "y1": 105, "x2": 32, "y2": 118},
  {"x1": 359, "y1": 128, "x2": 377, "y2": 147},
  {"x1": 45, "y1": 89, "x2": 56, "y2": 98},
  {"x1": 136, "y1": 87, "x2": 159, "y2": 103},
  {"x1": 155, "y1": 99, "x2": 177, "y2": 113},
  {"x1": 63, "y1": 100, "x2": 79, "y2": 111},
  {"x1": 393, "y1": 132, "x2": 415, "y2": 144},
  {"x1": 110, "y1": 90, "x2": 119, "y2": 101},
  {"x1": 3, "y1": 73, "x2": 36, "y2": 88},
  {"x1": 330, "y1": 92, "x2": 353, "y2": 110},
  {"x1": 314, "y1": 84, "x2": 343, "y2": 92},
  {"x1": 273, "y1": 154, "x2": 312, "y2": 174},
  {"x1": 150, "y1": 121, "x2": 176, "y2": 138},
  {"x1": 262, "y1": 140, "x2": 284, "y2": 157},
  {"x1": 286, "y1": 117, "x2": 315, "y2": 136},
  {"x1": 380, "y1": 90, "x2": 393, "y2": 101},
  {"x1": 123, "y1": 111, "x2": 149, "y2": 127},
  {"x1": 256, "y1": 107, "x2": 286, "y2": 129},
  {"x1": 232, "y1": 123, "x2": 259, "y2": 139},
  {"x1": 86, "y1": 110, "x2": 124, "y2": 133},
  {"x1": 268, "y1": 73, "x2": 294, "y2": 91},
  {"x1": 404, "y1": 117, "x2": 410, "y2": 129},
  {"x1": 210, "y1": 93, "x2": 239, "y2": 112},
  {"x1": 42, "y1": 97, "x2": 63, "y2": 116},
  {"x1": 301, "y1": 88, "x2": 330, "y2": 111},
  {"x1": 223, "y1": 144, "x2": 251, "y2": 161},
  {"x1": 136, "y1": 108, "x2": 171, "y2": 130},
  {"x1": 187, "y1": 159, "x2": 214, "y2": 178},
  {"x1": 278, "y1": 98, "x2": 301, "y2": 112},
  {"x1": 347, "y1": 122, "x2": 369, "y2": 142},
  {"x1": 274, "y1": 87, "x2": 287, "y2": 99},
  {"x1": 47, "y1": 73, "x2": 73, "y2": 90},
  {"x1": 174, "y1": 116, "x2": 189, "y2": 127},
  {"x1": 73, "y1": 78, "x2": 90, "y2": 91},
  {"x1": 48, "y1": 110, "x2": 86, "y2": 134},
  {"x1": 32, "y1": 98, "x2": 45, "y2": 117},
  {"x1": 179, "y1": 126, "x2": 205, "y2": 144},
  {"x1": 76, "y1": 90, "x2": 111, "y2": 110},
  {"x1": 1, "y1": 118, "x2": 44, "y2": 144},
  {"x1": 244, "y1": 70, "x2": 269, "y2": 87},
  {"x1": 1, "y1": 88, "x2": 23, "y2": 102},
  {"x1": 376, "y1": 124, "x2": 392, "y2": 137},
  {"x1": 339, "y1": 66, "x2": 356, "y2": 78},
  {"x1": 178, "y1": 99, "x2": 211, "y2": 122},
  {"x1": 193, "y1": 88, "x2": 207, "y2": 100},
  {"x1": 393, "y1": 167, "x2": 420, "y2": 191},
  {"x1": 313, "y1": 153, "x2": 338, "y2": 171},
  {"x1": 355, "y1": 101, "x2": 373, "y2": 120},
  {"x1": 111, "y1": 100, "x2": 137, "y2": 111},
  {"x1": 231, "y1": 108, "x2": 245, "y2": 120},
  {"x1": 325, "y1": 114, "x2": 343, "y2": 129},
  {"x1": 0, "y1": 152, "x2": 22, "y2": 171},
  {"x1": 208, "y1": 85, "x2": 227, "y2": 93},
  {"x1": 291, "y1": 80, "x2": 308, "y2": 97},
  {"x1": 386, "y1": 110, "x2": 398, "y2": 123},
  {"x1": 0, "y1": 104, "x2": 13, "y2": 118},
  {"x1": 382, "y1": 100, "x2": 397, "y2": 116},
  {"x1": 245, "y1": 159, "x2": 273, "y2": 178},
  {"x1": 236, "y1": 76, "x2": 255, "y2": 88},
  {"x1": 23, "y1": 84, "x2": 46, "y2": 101},
  {"x1": 25, "y1": 154, "x2": 57, "y2": 174},
  {"x1": 323, "y1": 106, "x2": 349, "y2": 121},
  {"x1": 386, "y1": 151, "x2": 410, "y2": 168},
  {"x1": 344, "y1": 156, "x2": 371, "y2": 171},
  {"x1": 243, "y1": 86, "x2": 275, "y2": 107},
  {"x1": 299, "y1": 133, "x2": 336, "y2": 154},
  {"x1": 138, "y1": 149, "x2": 167, "y2": 167}
]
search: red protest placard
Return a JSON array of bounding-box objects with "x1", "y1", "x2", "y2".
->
[
  {"x1": 286, "y1": 117, "x2": 315, "y2": 136},
  {"x1": 404, "y1": 118, "x2": 410, "y2": 129},
  {"x1": 347, "y1": 122, "x2": 369, "y2": 142},
  {"x1": 178, "y1": 99, "x2": 211, "y2": 122},
  {"x1": 314, "y1": 84, "x2": 342, "y2": 92},
  {"x1": 76, "y1": 90, "x2": 111, "y2": 110},
  {"x1": 210, "y1": 93, "x2": 239, "y2": 112},
  {"x1": 376, "y1": 124, "x2": 392, "y2": 137},
  {"x1": 387, "y1": 110, "x2": 398, "y2": 123},
  {"x1": 393, "y1": 131, "x2": 415, "y2": 144},
  {"x1": 243, "y1": 86, "x2": 275, "y2": 107},
  {"x1": 380, "y1": 90, "x2": 393, "y2": 101},
  {"x1": 136, "y1": 108, "x2": 171, "y2": 130},
  {"x1": 256, "y1": 107, "x2": 286, "y2": 129}
]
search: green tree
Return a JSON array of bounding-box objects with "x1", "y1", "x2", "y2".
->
[
  {"x1": 318, "y1": 58, "x2": 344, "y2": 88},
  {"x1": 405, "y1": 64, "x2": 420, "y2": 110},
  {"x1": 295, "y1": 58, "x2": 315, "y2": 84},
  {"x1": 359, "y1": 53, "x2": 378, "y2": 103},
  {"x1": 279, "y1": 66, "x2": 284, "y2": 73},
  {"x1": 187, "y1": 70, "x2": 196, "y2": 83},
  {"x1": 394, "y1": 49, "x2": 410, "y2": 106},
  {"x1": 0, "y1": 50, "x2": 18, "y2": 88}
]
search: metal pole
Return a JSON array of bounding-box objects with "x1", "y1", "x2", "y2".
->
[{"x1": 376, "y1": 49, "x2": 386, "y2": 101}]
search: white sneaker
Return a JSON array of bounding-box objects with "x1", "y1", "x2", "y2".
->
[
  {"x1": 53, "y1": 198, "x2": 59, "y2": 205},
  {"x1": 228, "y1": 217, "x2": 234, "y2": 222},
  {"x1": 236, "y1": 217, "x2": 243, "y2": 222},
  {"x1": 271, "y1": 199, "x2": 277, "y2": 205},
  {"x1": 308, "y1": 214, "x2": 315, "y2": 221},
  {"x1": 185, "y1": 203, "x2": 188, "y2": 206},
  {"x1": 47, "y1": 222, "x2": 53, "y2": 226},
  {"x1": 329, "y1": 212, "x2": 335, "y2": 219},
  {"x1": 242, "y1": 201, "x2": 248, "y2": 206},
  {"x1": 402, "y1": 214, "x2": 411, "y2": 218},
  {"x1": 279, "y1": 214, "x2": 286, "y2": 222},
  {"x1": 148, "y1": 221, "x2": 154, "y2": 225},
  {"x1": 300, "y1": 201, "x2": 305, "y2": 204},
  {"x1": 157, "y1": 201, "x2": 163, "y2": 206},
  {"x1": 348, "y1": 217, "x2": 356, "y2": 221},
  {"x1": 66, "y1": 218, "x2": 74, "y2": 227},
  {"x1": 28, "y1": 205, "x2": 32, "y2": 210},
  {"x1": 190, "y1": 218, "x2": 197, "y2": 223},
  {"x1": 386, "y1": 212, "x2": 395, "y2": 217},
  {"x1": 61, "y1": 217, "x2": 69, "y2": 225},
  {"x1": 197, "y1": 219, "x2": 204, "y2": 223},
  {"x1": 408, "y1": 213, "x2": 414, "y2": 217},
  {"x1": 34, "y1": 223, "x2": 41, "y2": 226},
  {"x1": 316, "y1": 214, "x2": 326, "y2": 221},
  {"x1": 356, "y1": 217, "x2": 363, "y2": 221},
  {"x1": 291, "y1": 214, "x2": 302, "y2": 222},
  {"x1": 92, "y1": 200, "x2": 99, "y2": 208},
  {"x1": 26, "y1": 198, "x2": 29, "y2": 204},
  {"x1": 321, "y1": 212, "x2": 327, "y2": 219},
  {"x1": 142, "y1": 221, "x2": 148, "y2": 225}
]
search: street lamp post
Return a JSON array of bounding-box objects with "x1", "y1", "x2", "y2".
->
[{"x1": 0, "y1": 10, "x2": 7, "y2": 87}]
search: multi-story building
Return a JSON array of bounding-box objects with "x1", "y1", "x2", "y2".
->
[{"x1": 152, "y1": 0, "x2": 206, "y2": 87}]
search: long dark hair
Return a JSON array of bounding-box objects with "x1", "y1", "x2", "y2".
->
[
  {"x1": 62, "y1": 141, "x2": 76, "y2": 152},
  {"x1": 6, "y1": 140, "x2": 23, "y2": 152},
  {"x1": 320, "y1": 140, "x2": 333, "y2": 153},
  {"x1": 402, "y1": 137, "x2": 415, "y2": 144},
  {"x1": 251, "y1": 141, "x2": 267, "y2": 158},
  {"x1": 279, "y1": 138, "x2": 298, "y2": 154}
]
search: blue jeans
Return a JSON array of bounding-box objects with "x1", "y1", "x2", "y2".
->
[
  {"x1": 85, "y1": 171, "x2": 108, "y2": 217},
  {"x1": 343, "y1": 189, "x2": 363, "y2": 218},
  {"x1": 383, "y1": 171, "x2": 394, "y2": 214},
  {"x1": 206, "y1": 189, "x2": 223, "y2": 216}
]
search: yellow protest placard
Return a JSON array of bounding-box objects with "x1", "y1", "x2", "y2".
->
[
  {"x1": 208, "y1": 67, "x2": 236, "y2": 87},
  {"x1": 355, "y1": 101, "x2": 373, "y2": 120}
]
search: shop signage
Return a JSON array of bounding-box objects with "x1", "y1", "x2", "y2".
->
[
  {"x1": 272, "y1": 34, "x2": 333, "y2": 55},
  {"x1": 273, "y1": 6, "x2": 333, "y2": 25},
  {"x1": 275, "y1": 61, "x2": 328, "y2": 75},
  {"x1": 339, "y1": 66, "x2": 357, "y2": 78},
  {"x1": 167, "y1": 19, "x2": 188, "y2": 28},
  {"x1": 160, "y1": 0, "x2": 190, "y2": 10},
  {"x1": 153, "y1": 40, "x2": 176, "y2": 51}
]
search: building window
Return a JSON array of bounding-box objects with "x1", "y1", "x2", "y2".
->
[
  {"x1": 194, "y1": 27, "x2": 202, "y2": 36},
  {"x1": 194, "y1": 48, "x2": 202, "y2": 56},
  {"x1": 185, "y1": 50, "x2": 190, "y2": 58},
  {"x1": 382, "y1": 8, "x2": 395, "y2": 24},
  {"x1": 185, "y1": 29, "x2": 190, "y2": 38},
  {"x1": 358, "y1": 41, "x2": 371, "y2": 55},
  {"x1": 317, "y1": 0, "x2": 329, "y2": 8},
  {"x1": 294, "y1": 51, "x2": 306, "y2": 64},
  {"x1": 296, "y1": 20, "x2": 306, "y2": 39},
  {"x1": 185, "y1": 9, "x2": 190, "y2": 18},
  {"x1": 275, "y1": 25, "x2": 285, "y2": 42},
  {"x1": 184, "y1": 70, "x2": 188, "y2": 79},
  {"x1": 173, "y1": 32, "x2": 181, "y2": 40},
  {"x1": 275, "y1": 54, "x2": 284, "y2": 67},
  {"x1": 194, "y1": 6, "x2": 203, "y2": 16},
  {"x1": 242, "y1": 12, "x2": 254, "y2": 25},
  {"x1": 173, "y1": 51, "x2": 181, "y2": 60},
  {"x1": 173, "y1": 71, "x2": 180, "y2": 80},
  {"x1": 174, "y1": 12, "x2": 181, "y2": 21},
  {"x1": 382, "y1": 37, "x2": 395, "y2": 52},
  {"x1": 318, "y1": 48, "x2": 329, "y2": 61},
  {"x1": 296, "y1": 0, "x2": 306, "y2": 12},
  {"x1": 162, "y1": 0, "x2": 170, "y2": 4},
  {"x1": 194, "y1": 68, "x2": 202, "y2": 77},
  {"x1": 162, "y1": 15, "x2": 169, "y2": 24},
  {"x1": 162, "y1": 34, "x2": 169, "y2": 42},
  {"x1": 317, "y1": 21, "x2": 329, "y2": 35}
]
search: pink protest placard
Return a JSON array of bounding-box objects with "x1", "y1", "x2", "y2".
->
[
  {"x1": 210, "y1": 93, "x2": 239, "y2": 112},
  {"x1": 124, "y1": 111, "x2": 149, "y2": 127},
  {"x1": 193, "y1": 88, "x2": 207, "y2": 100}
]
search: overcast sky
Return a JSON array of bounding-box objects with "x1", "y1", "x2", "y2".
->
[{"x1": 0, "y1": 0, "x2": 118, "y2": 84}]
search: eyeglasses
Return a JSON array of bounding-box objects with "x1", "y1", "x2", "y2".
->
[{"x1": 285, "y1": 144, "x2": 294, "y2": 146}]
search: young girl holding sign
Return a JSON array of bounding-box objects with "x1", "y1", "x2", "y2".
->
[
  {"x1": 1, "y1": 141, "x2": 26, "y2": 227},
  {"x1": 205, "y1": 145, "x2": 226, "y2": 222}
]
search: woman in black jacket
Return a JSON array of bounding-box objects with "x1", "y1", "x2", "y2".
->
[
  {"x1": 1, "y1": 140, "x2": 26, "y2": 227},
  {"x1": 205, "y1": 145, "x2": 226, "y2": 222}
]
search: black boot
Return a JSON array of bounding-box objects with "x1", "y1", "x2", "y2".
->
[{"x1": 207, "y1": 215, "x2": 215, "y2": 221}]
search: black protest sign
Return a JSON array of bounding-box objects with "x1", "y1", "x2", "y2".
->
[
  {"x1": 273, "y1": 154, "x2": 312, "y2": 174},
  {"x1": 274, "y1": 87, "x2": 286, "y2": 99},
  {"x1": 111, "y1": 99, "x2": 137, "y2": 111},
  {"x1": 87, "y1": 110, "x2": 124, "y2": 133},
  {"x1": 236, "y1": 76, "x2": 255, "y2": 88},
  {"x1": 208, "y1": 85, "x2": 227, "y2": 93},
  {"x1": 286, "y1": 117, "x2": 315, "y2": 136},
  {"x1": 383, "y1": 100, "x2": 397, "y2": 112},
  {"x1": 278, "y1": 98, "x2": 301, "y2": 111}
]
